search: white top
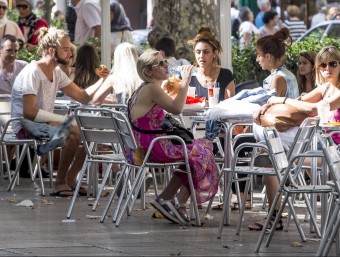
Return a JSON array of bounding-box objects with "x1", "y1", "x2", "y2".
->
[
  {"x1": 0, "y1": 60, "x2": 27, "y2": 94},
  {"x1": 239, "y1": 21, "x2": 259, "y2": 48},
  {"x1": 74, "y1": 0, "x2": 101, "y2": 45},
  {"x1": 11, "y1": 61, "x2": 71, "y2": 133}
]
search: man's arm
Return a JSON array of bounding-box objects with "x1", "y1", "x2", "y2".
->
[
  {"x1": 23, "y1": 94, "x2": 66, "y2": 123},
  {"x1": 93, "y1": 25, "x2": 101, "y2": 38}
]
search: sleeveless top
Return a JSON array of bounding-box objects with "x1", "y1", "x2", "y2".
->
[
  {"x1": 189, "y1": 68, "x2": 234, "y2": 101},
  {"x1": 329, "y1": 108, "x2": 340, "y2": 144},
  {"x1": 263, "y1": 65, "x2": 299, "y2": 99}
]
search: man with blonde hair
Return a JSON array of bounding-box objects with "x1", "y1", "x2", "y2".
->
[{"x1": 11, "y1": 27, "x2": 108, "y2": 197}]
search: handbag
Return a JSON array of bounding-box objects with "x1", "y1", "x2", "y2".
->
[
  {"x1": 259, "y1": 103, "x2": 309, "y2": 132},
  {"x1": 127, "y1": 108, "x2": 193, "y2": 145}
]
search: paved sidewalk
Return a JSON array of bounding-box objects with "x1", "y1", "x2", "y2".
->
[{"x1": 0, "y1": 178, "x2": 333, "y2": 256}]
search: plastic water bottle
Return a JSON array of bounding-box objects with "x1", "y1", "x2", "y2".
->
[{"x1": 317, "y1": 100, "x2": 330, "y2": 124}]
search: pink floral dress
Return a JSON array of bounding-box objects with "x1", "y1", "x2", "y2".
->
[{"x1": 127, "y1": 91, "x2": 218, "y2": 203}]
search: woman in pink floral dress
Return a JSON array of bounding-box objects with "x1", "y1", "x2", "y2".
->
[{"x1": 128, "y1": 49, "x2": 218, "y2": 224}]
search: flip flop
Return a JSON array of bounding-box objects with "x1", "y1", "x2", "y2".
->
[
  {"x1": 77, "y1": 186, "x2": 87, "y2": 196},
  {"x1": 50, "y1": 189, "x2": 74, "y2": 197},
  {"x1": 212, "y1": 204, "x2": 223, "y2": 210},
  {"x1": 150, "y1": 199, "x2": 180, "y2": 224}
]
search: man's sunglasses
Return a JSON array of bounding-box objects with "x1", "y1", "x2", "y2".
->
[
  {"x1": 152, "y1": 60, "x2": 168, "y2": 68},
  {"x1": 0, "y1": 6, "x2": 7, "y2": 10},
  {"x1": 16, "y1": 4, "x2": 29, "y2": 10},
  {"x1": 319, "y1": 61, "x2": 339, "y2": 70}
]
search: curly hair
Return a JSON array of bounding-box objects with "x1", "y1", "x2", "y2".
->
[
  {"x1": 256, "y1": 27, "x2": 291, "y2": 61},
  {"x1": 187, "y1": 27, "x2": 222, "y2": 65},
  {"x1": 37, "y1": 27, "x2": 69, "y2": 56}
]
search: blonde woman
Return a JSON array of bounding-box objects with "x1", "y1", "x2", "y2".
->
[{"x1": 92, "y1": 42, "x2": 142, "y2": 105}]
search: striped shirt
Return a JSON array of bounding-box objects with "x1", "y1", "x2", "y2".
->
[{"x1": 283, "y1": 20, "x2": 307, "y2": 42}]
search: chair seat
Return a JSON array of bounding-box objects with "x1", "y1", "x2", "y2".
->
[
  {"x1": 285, "y1": 184, "x2": 332, "y2": 194},
  {"x1": 223, "y1": 166, "x2": 276, "y2": 176}
]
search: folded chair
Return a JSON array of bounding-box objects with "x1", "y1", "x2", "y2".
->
[
  {"x1": 100, "y1": 109, "x2": 202, "y2": 227},
  {"x1": 0, "y1": 97, "x2": 45, "y2": 194},
  {"x1": 255, "y1": 117, "x2": 332, "y2": 252},
  {"x1": 316, "y1": 133, "x2": 340, "y2": 257},
  {"x1": 66, "y1": 106, "x2": 126, "y2": 219}
]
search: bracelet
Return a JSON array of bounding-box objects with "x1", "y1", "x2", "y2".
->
[{"x1": 283, "y1": 97, "x2": 288, "y2": 104}]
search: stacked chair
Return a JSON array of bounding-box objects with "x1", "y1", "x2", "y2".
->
[
  {"x1": 316, "y1": 133, "x2": 340, "y2": 257},
  {"x1": 255, "y1": 117, "x2": 332, "y2": 252}
]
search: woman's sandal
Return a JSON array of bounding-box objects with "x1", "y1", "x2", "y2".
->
[
  {"x1": 169, "y1": 199, "x2": 190, "y2": 224},
  {"x1": 150, "y1": 198, "x2": 180, "y2": 224},
  {"x1": 248, "y1": 214, "x2": 283, "y2": 231}
]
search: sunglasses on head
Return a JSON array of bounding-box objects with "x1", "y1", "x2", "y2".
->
[
  {"x1": 152, "y1": 60, "x2": 168, "y2": 68},
  {"x1": 16, "y1": 4, "x2": 29, "y2": 9},
  {"x1": 319, "y1": 61, "x2": 339, "y2": 70},
  {"x1": 0, "y1": 6, "x2": 7, "y2": 10}
]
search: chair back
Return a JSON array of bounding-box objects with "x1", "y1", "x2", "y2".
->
[
  {"x1": 109, "y1": 109, "x2": 138, "y2": 152},
  {"x1": 74, "y1": 106, "x2": 121, "y2": 158},
  {"x1": 318, "y1": 133, "x2": 340, "y2": 195},
  {"x1": 0, "y1": 96, "x2": 11, "y2": 128},
  {"x1": 264, "y1": 117, "x2": 320, "y2": 178}
]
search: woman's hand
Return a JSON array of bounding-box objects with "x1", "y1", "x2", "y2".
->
[
  {"x1": 180, "y1": 65, "x2": 194, "y2": 87},
  {"x1": 267, "y1": 96, "x2": 284, "y2": 106},
  {"x1": 253, "y1": 104, "x2": 270, "y2": 124}
]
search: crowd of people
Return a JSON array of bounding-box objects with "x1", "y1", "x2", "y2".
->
[{"x1": 0, "y1": 1, "x2": 340, "y2": 234}]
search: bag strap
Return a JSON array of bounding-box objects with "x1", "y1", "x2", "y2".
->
[{"x1": 127, "y1": 96, "x2": 166, "y2": 135}]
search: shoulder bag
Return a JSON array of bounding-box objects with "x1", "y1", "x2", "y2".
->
[
  {"x1": 259, "y1": 103, "x2": 309, "y2": 132},
  {"x1": 127, "y1": 107, "x2": 193, "y2": 145}
]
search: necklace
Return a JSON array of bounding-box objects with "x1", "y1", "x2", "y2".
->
[{"x1": 199, "y1": 68, "x2": 215, "y2": 85}]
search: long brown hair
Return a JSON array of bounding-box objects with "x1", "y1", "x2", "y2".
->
[
  {"x1": 297, "y1": 51, "x2": 316, "y2": 94},
  {"x1": 74, "y1": 44, "x2": 100, "y2": 89},
  {"x1": 187, "y1": 27, "x2": 222, "y2": 65}
]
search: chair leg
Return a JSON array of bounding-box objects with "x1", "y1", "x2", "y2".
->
[
  {"x1": 66, "y1": 159, "x2": 88, "y2": 219},
  {"x1": 236, "y1": 175, "x2": 252, "y2": 235},
  {"x1": 92, "y1": 163, "x2": 113, "y2": 211},
  {"x1": 255, "y1": 189, "x2": 285, "y2": 252},
  {"x1": 7, "y1": 144, "x2": 29, "y2": 191},
  {"x1": 217, "y1": 172, "x2": 233, "y2": 238},
  {"x1": 115, "y1": 166, "x2": 147, "y2": 227},
  {"x1": 100, "y1": 165, "x2": 128, "y2": 223},
  {"x1": 317, "y1": 203, "x2": 340, "y2": 257}
]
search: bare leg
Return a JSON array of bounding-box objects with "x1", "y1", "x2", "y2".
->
[
  {"x1": 54, "y1": 125, "x2": 81, "y2": 192},
  {"x1": 156, "y1": 174, "x2": 182, "y2": 201},
  {"x1": 264, "y1": 175, "x2": 281, "y2": 210}
]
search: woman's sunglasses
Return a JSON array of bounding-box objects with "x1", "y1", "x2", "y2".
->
[
  {"x1": 16, "y1": 4, "x2": 29, "y2": 10},
  {"x1": 319, "y1": 61, "x2": 339, "y2": 70},
  {"x1": 152, "y1": 60, "x2": 168, "y2": 68},
  {"x1": 0, "y1": 6, "x2": 7, "y2": 10}
]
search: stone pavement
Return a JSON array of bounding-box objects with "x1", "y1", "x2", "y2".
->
[{"x1": 0, "y1": 178, "x2": 335, "y2": 256}]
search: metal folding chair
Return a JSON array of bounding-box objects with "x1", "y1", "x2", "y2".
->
[
  {"x1": 66, "y1": 106, "x2": 126, "y2": 219},
  {"x1": 316, "y1": 133, "x2": 340, "y2": 257},
  {"x1": 99, "y1": 109, "x2": 202, "y2": 227},
  {"x1": 0, "y1": 97, "x2": 45, "y2": 194},
  {"x1": 255, "y1": 117, "x2": 332, "y2": 252}
]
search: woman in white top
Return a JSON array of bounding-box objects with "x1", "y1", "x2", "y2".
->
[
  {"x1": 238, "y1": 6, "x2": 259, "y2": 48},
  {"x1": 92, "y1": 42, "x2": 142, "y2": 105}
]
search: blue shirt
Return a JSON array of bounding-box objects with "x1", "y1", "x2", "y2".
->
[{"x1": 262, "y1": 66, "x2": 299, "y2": 99}]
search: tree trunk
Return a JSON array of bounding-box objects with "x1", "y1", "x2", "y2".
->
[{"x1": 152, "y1": 0, "x2": 219, "y2": 62}]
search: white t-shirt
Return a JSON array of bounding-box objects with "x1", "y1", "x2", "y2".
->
[
  {"x1": 239, "y1": 21, "x2": 259, "y2": 48},
  {"x1": 11, "y1": 61, "x2": 71, "y2": 133},
  {"x1": 0, "y1": 60, "x2": 27, "y2": 94},
  {"x1": 74, "y1": 0, "x2": 101, "y2": 45}
]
